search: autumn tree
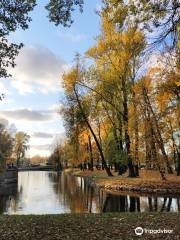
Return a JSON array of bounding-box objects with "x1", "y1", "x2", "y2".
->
[
  {"x1": 104, "y1": 0, "x2": 180, "y2": 49},
  {"x1": 154, "y1": 53, "x2": 180, "y2": 175},
  {"x1": 86, "y1": 6, "x2": 146, "y2": 177},
  {"x1": 0, "y1": 124, "x2": 14, "y2": 170},
  {"x1": 61, "y1": 91, "x2": 86, "y2": 167},
  {"x1": 62, "y1": 57, "x2": 113, "y2": 176},
  {"x1": 14, "y1": 131, "x2": 30, "y2": 167},
  {"x1": 58, "y1": 0, "x2": 179, "y2": 181}
]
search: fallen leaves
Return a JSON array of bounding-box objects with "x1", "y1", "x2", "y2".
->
[{"x1": 0, "y1": 213, "x2": 179, "y2": 240}]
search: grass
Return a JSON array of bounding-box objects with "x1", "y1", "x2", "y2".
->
[
  {"x1": 0, "y1": 213, "x2": 179, "y2": 240},
  {"x1": 67, "y1": 168, "x2": 180, "y2": 195}
]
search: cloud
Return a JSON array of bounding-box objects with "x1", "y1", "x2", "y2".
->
[
  {"x1": 48, "y1": 103, "x2": 62, "y2": 113},
  {"x1": 9, "y1": 45, "x2": 68, "y2": 95},
  {"x1": 95, "y1": 3, "x2": 102, "y2": 12},
  {"x1": 0, "y1": 97, "x2": 14, "y2": 105},
  {"x1": 31, "y1": 144, "x2": 51, "y2": 150},
  {"x1": 0, "y1": 108, "x2": 55, "y2": 122},
  {"x1": 0, "y1": 118, "x2": 17, "y2": 136},
  {"x1": 58, "y1": 32, "x2": 87, "y2": 42},
  {"x1": 0, "y1": 82, "x2": 11, "y2": 95},
  {"x1": 32, "y1": 132, "x2": 53, "y2": 138},
  {"x1": 0, "y1": 118, "x2": 9, "y2": 127},
  {"x1": 146, "y1": 53, "x2": 162, "y2": 68}
]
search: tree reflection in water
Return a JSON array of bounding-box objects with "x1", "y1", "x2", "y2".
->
[
  {"x1": 48, "y1": 173, "x2": 180, "y2": 213},
  {"x1": 101, "y1": 194, "x2": 141, "y2": 212},
  {"x1": 101, "y1": 193, "x2": 179, "y2": 213},
  {"x1": 48, "y1": 172, "x2": 99, "y2": 213},
  {"x1": 0, "y1": 172, "x2": 179, "y2": 214},
  {"x1": 0, "y1": 183, "x2": 18, "y2": 214}
]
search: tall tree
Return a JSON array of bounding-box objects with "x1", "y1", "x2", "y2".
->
[
  {"x1": 104, "y1": 0, "x2": 180, "y2": 48},
  {"x1": 86, "y1": 8, "x2": 146, "y2": 177},
  {"x1": 0, "y1": 0, "x2": 83, "y2": 79},
  {"x1": 0, "y1": 124, "x2": 14, "y2": 170},
  {"x1": 14, "y1": 132, "x2": 30, "y2": 167},
  {"x1": 63, "y1": 59, "x2": 113, "y2": 176}
]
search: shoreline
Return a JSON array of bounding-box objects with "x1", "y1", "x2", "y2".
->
[{"x1": 65, "y1": 168, "x2": 180, "y2": 196}]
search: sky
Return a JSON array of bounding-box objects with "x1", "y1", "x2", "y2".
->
[{"x1": 0, "y1": 0, "x2": 102, "y2": 157}]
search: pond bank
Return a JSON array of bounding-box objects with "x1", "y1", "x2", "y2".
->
[
  {"x1": 0, "y1": 213, "x2": 179, "y2": 240},
  {"x1": 0, "y1": 169, "x2": 18, "y2": 186},
  {"x1": 65, "y1": 168, "x2": 180, "y2": 195}
]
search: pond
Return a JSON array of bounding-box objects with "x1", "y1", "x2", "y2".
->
[{"x1": 0, "y1": 171, "x2": 179, "y2": 214}]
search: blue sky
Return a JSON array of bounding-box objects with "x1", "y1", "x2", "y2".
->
[{"x1": 0, "y1": 0, "x2": 101, "y2": 157}]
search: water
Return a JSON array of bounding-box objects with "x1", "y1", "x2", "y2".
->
[{"x1": 0, "y1": 171, "x2": 179, "y2": 214}]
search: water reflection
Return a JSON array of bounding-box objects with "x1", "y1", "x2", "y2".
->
[
  {"x1": 100, "y1": 192, "x2": 180, "y2": 213},
  {"x1": 48, "y1": 171, "x2": 99, "y2": 213},
  {"x1": 0, "y1": 183, "x2": 18, "y2": 214},
  {"x1": 0, "y1": 171, "x2": 179, "y2": 214}
]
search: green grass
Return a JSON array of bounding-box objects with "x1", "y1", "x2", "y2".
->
[{"x1": 0, "y1": 213, "x2": 179, "y2": 240}]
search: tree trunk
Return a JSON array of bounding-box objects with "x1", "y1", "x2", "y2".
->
[
  {"x1": 142, "y1": 88, "x2": 166, "y2": 180},
  {"x1": 177, "y1": 152, "x2": 180, "y2": 176},
  {"x1": 132, "y1": 89, "x2": 139, "y2": 170},
  {"x1": 73, "y1": 86, "x2": 113, "y2": 176},
  {"x1": 88, "y1": 135, "x2": 94, "y2": 171},
  {"x1": 122, "y1": 81, "x2": 136, "y2": 177},
  {"x1": 144, "y1": 118, "x2": 152, "y2": 169},
  {"x1": 142, "y1": 86, "x2": 173, "y2": 174},
  {"x1": 151, "y1": 128, "x2": 166, "y2": 180}
]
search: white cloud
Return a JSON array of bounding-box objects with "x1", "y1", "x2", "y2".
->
[
  {"x1": 0, "y1": 108, "x2": 56, "y2": 122},
  {"x1": 9, "y1": 45, "x2": 68, "y2": 95},
  {"x1": 0, "y1": 82, "x2": 11, "y2": 95},
  {"x1": 11, "y1": 81, "x2": 34, "y2": 95},
  {"x1": 32, "y1": 132, "x2": 53, "y2": 138},
  {"x1": 28, "y1": 149, "x2": 50, "y2": 157},
  {"x1": 142, "y1": 51, "x2": 177, "y2": 75},
  {"x1": 146, "y1": 53, "x2": 162, "y2": 68},
  {"x1": 0, "y1": 118, "x2": 9, "y2": 127},
  {"x1": 95, "y1": 3, "x2": 102, "y2": 12},
  {"x1": 58, "y1": 32, "x2": 87, "y2": 42},
  {"x1": 48, "y1": 103, "x2": 62, "y2": 113},
  {"x1": 0, "y1": 97, "x2": 14, "y2": 105},
  {"x1": 31, "y1": 144, "x2": 51, "y2": 150}
]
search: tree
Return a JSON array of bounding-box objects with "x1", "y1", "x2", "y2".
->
[
  {"x1": 45, "y1": 0, "x2": 84, "y2": 27},
  {"x1": 86, "y1": 7, "x2": 146, "y2": 177},
  {"x1": 154, "y1": 54, "x2": 180, "y2": 175},
  {"x1": 57, "y1": 0, "x2": 179, "y2": 181},
  {"x1": 14, "y1": 132, "x2": 30, "y2": 166},
  {"x1": 0, "y1": 0, "x2": 84, "y2": 79},
  {"x1": 62, "y1": 57, "x2": 113, "y2": 176},
  {"x1": 140, "y1": 78, "x2": 173, "y2": 176},
  {"x1": 0, "y1": 0, "x2": 36, "y2": 78},
  {"x1": 0, "y1": 124, "x2": 14, "y2": 170},
  {"x1": 49, "y1": 140, "x2": 65, "y2": 171},
  {"x1": 104, "y1": 0, "x2": 180, "y2": 49},
  {"x1": 51, "y1": 0, "x2": 180, "y2": 48}
]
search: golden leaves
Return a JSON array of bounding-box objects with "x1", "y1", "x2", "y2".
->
[{"x1": 63, "y1": 69, "x2": 78, "y2": 93}]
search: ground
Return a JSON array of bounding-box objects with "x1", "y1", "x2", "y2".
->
[
  {"x1": 1, "y1": 169, "x2": 179, "y2": 239},
  {"x1": 0, "y1": 213, "x2": 179, "y2": 240},
  {"x1": 66, "y1": 168, "x2": 180, "y2": 195}
]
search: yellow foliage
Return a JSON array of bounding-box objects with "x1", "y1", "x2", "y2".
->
[{"x1": 63, "y1": 69, "x2": 78, "y2": 93}]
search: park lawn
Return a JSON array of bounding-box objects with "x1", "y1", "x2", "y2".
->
[
  {"x1": 0, "y1": 213, "x2": 179, "y2": 240},
  {"x1": 68, "y1": 168, "x2": 180, "y2": 194}
]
